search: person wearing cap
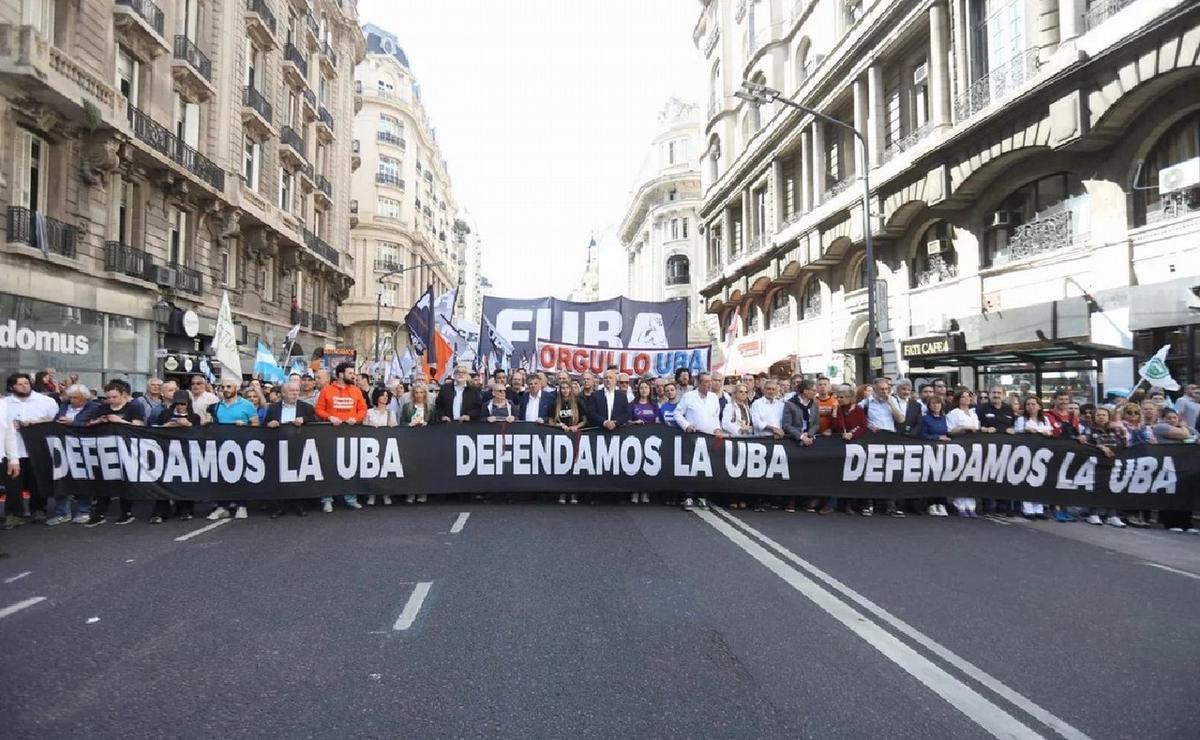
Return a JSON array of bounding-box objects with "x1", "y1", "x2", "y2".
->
[
  {"x1": 299, "y1": 373, "x2": 320, "y2": 406},
  {"x1": 149, "y1": 390, "x2": 202, "y2": 523}
]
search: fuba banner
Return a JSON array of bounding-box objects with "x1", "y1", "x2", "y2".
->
[
  {"x1": 534, "y1": 339, "x2": 710, "y2": 378},
  {"x1": 477, "y1": 296, "x2": 689, "y2": 369},
  {"x1": 19, "y1": 423, "x2": 1199, "y2": 509}
]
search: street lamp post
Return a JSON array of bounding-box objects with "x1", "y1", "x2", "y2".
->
[
  {"x1": 373, "y1": 262, "x2": 442, "y2": 366},
  {"x1": 736, "y1": 80, "x2": 882, "y2": 378}
]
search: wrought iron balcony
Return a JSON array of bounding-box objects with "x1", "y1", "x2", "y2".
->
[
  {"x1": 913, "y1": 253, "x2": 958, "y2": 287},
  {"x1": 317, "y1": 104, "x2": 334, "y2": 133},
  {"x1": 376, "y1": 130, "x2": 405, "y2": 148},
  {"x1": 6, "y1": 207, "x2": 78, "y2": 258},
  {"x1": 280, "y1": 125, "x2": 306, "y2": 158},
  {"x1": 304, "y1": 12, "x2": 320, "y2": 49},
  {"x1": 822, "y1": 176, "x2": 855, "y2": 203},
  {"x1": 1084, "y1": 0, "x2": 1135, "y2": 31},
  {"x1": 172, "y1": 35, "x2": 211, "y2": 82},
  {"x1": 770, "y1": 306, "x2": 791, "y2": 328},
  {"x1": 126, "y1": 103, "x2": 225, "y2": 190},
  {"x1": 242, "y1": 86, "x2": 272, "y2": 124},
  {"x1": 955, "y1": 48, "x2": 1039, "y2": 121},
  {"x1": 666, "y1": 273, "x2": 690, "y2": 287},
  {"x1": 321, "y1": 41, "x2": 338, "y2": 69},
  {"x1": 374, "y1": 258, "x2": 402, "y2": 272},
  {"x1": 375, "y1": 172, "x2": 404, "y2": 189},
  {"x1": 173, "y1": 263, "x2": 203, "y2": 294},
  {"x1": 880, "y1": 121, "x2": 934, "y2": 165},
  {"x1": 115, "y1": 0, "x2": 165, "y2": 36},
  {"x1": 311, "y1": 314, "x2": 329, "y2": 333},
  {"x1": 1001, "y1": 210, "x2": 1073, "y2": 264},
  {"x1": 302, "y1": 229, "x2": 339, "y2": 266},
  {"x1": 283, "y1": 43, "x2": 308, "y2": 80},
  {"x1": 245, "y1": 0, "x2": 276, "y2": 36},
  {"x1": 301, "y1": 88, "x2": 317, "y2": 119},
  {"x1": 315, "y1": 174, "x2": 332, "y2": 199},
  {"x1": 104, "y1": 241, "x2": 155, "y2": 279},
  {"x1": 291, "y1": 307, "x2": 310, "y2": 326}
]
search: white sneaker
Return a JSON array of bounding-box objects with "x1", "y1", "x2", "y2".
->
[
  {"x1": 682, "y1": 497, "x2": 694, "y2": 511},
  {"x1": 631, "y1": 493, "x2": 639, "y2": 504},
  {"x1": 416, "y1": 494, "x2": 427, "y2": 503},
  {"x1": 207, "y1": 507, "x2": 230, "y2": 521},
  {"x1": 70, "y1": 514, "x2": 90, "y2": 524},
  {"x1": 383, "y1": 496, "x2": 393, "y2": 506},
  {"x1": 698, "y1": 497, "x2": 709, "y2": 510},
  {"x1": 1105, "y1": 516, "x2": 1126, "y2": 528},
  {"x1": 322, "y1": 501, "x2": 334, "y2": 514},
  {"x1": 347, "y1": 501, "x2": 363, "y2": 510},
  {"x1": 558, "y1": 494, "x2": 567, "y2": 505},
  {"x1": 936, "y1": 505, "x2": 949, "y2": 517},
  {"x1": 1086, "y1": 514, "x2": 1103, "y2": 525},
  {"x1": 640, "y1": 492, "x2": 650, "y2": 504},
  {"x1": 569, "y1": 494, "x2": 578, "y2": 505},
  {"x1": 45, "y1": 514, "x2": 71, "y2": 526},
  {"x1": 234, "y1": 506, "x2": 248, "y2": 520},
  {"x1": 928, "y1": 505, "x2": 939, "y2": 516},
  {"x1": 405, "y1": 494, "x2": 416, "y2": 504},
  {"x1": 366, "y1": 495, "x2": 376, "y2": 506}
]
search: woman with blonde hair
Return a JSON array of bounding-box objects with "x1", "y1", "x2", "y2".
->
[
  {"x1": 545, "y1": 381, "x2": 586, "y2": 504},
  {"x1": 399, "y1": 383, "x2": 434, "y2": 503}
]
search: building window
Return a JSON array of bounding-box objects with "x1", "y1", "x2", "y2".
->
[
  {"x1": 668, "y1": 187, "x2": 677, "y2": 202},
  {"x1": 110, "y1": 177, "x2": 134, "y2": 244},
  {"x1": 379, "y1": 155, "x2": 401, "y2": 179},
  {"x1": 263, "y1": 256, "x2": 275, "y2": 301},
  {"x1": 682, "y1": 217, "x2": 689, "y2": 238},
  {"x1": 13, "y1": 128, "x2": 48, "y2": 212},
  {"x1": 798, "y1": 278, "x2": 822, "y2": 319},
  {"x1": 666, "y1": 254, "x2": 690, "y2": 285},
  {"x1": 278, "y1": 167, "x2": 293, "y2": 213},
  {"x1": 670, "y1": 219, "x2": 680, "y2": 240},
  {"x1": 380, "y1": 281, "x2": 399, "y2": 308},
  {"x1": 379, "y1": 114, "x2": 402, "y2": 137},
  {"x1": 117, "y1": 46, "x2": 139, "y2": 106},
  {"x1": 221, "y1": 239, "x2": 238, "y2": 287},
  {"x1": 377, "y1": 197, "x2": 401, "y2": 219},
  {"x1": 1133, "y1": 111, "x2": 1200, "y2": 226},
  {"x1": 169, "y1": 207, "x2": 188, "y2": 265},
  {"x1": 768, "y1": 290, "x2": 791, "y2": 328},
  {"x1": 911, "y1": 222, "x2": 958, "y2": 288},
  {"x1": 244, "y1": 37, "x2": 260, "y2": 89},
  {"x1": 312, "y1": 208, "x2": 325, "y2": 239},
  {"x1": 753, "y1": 187, "x2": 766, "y2": 238},
  {"x1": 983, "y1": 172, "x2": 1086, "y2": 267},
  {"x1": 243, "y1": 137, "x2": 260, "y2": 191}
]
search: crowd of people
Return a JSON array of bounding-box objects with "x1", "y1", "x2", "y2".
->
[{"x1": 2, "y1": 365, "x2": 1198, "y2": 532}]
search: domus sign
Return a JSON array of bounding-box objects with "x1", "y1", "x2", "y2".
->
[{"x1": 0, "y1": 319, "x2": 89, "y2": 355}]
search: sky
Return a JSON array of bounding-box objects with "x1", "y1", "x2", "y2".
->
[{"x1": 356, "y1": 0, "x2": 704, "y2": 298}]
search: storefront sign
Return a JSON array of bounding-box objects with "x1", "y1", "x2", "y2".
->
[
  {"x1": 901, "y1": 333, "x2": 966, "y2": 359},
  {"x1": 182, "y1": 310, "x2": 200, "y2": 338},
  {"x1": 318, "y1": 348, "x2": 357, "y2": 371},
  {"x1": 0, "y1": 319, "x2": 90, "y2": 356},
  {"x1": 737, "y1": 339, "x2": 762, "y2": 357}
]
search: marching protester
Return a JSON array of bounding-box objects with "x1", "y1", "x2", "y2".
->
[
  {"x1": 264, "y1": 380, "x2": 316, "y2": 518},
  {"x1": 545, "y1": 379, "x2": 587, "y2": 505},
  {"x1": 858, "y1": 377, "x2": 906, "y2": 517},
  {"x1": 134, "y1": 377, "x2": 165, "y2": 421},
  {"x1": 721, "y1": 382, "x2": 756, "y2": 510},
  {"x1": 299, "y1": 373, "x2": 320, "y2": 406},
  {"x1": 315, "y1": 363, "x2": 367, "y2": 513},
  {"x1": 946, "y1": 389, "x2": 982, "y2": 517},
  {"x1": 0, "y1": 391, "x2": 20, "y2": 531},
  {"x1": 364, "y1": 387, "x2": 398, "y2": 507},
  {"x1": 1177, "y1": 383, "x2": 1200, "y2": 428},
  {"x1": 1014, "y1": 396, "x2": 1055, "y2": 520},
  {"x1": 482, "y1": 383, "x2": 516, "y2": 422},
  {"x1": 436, "y1": 364, "x2": 483, "y2": 423},
  {"x1": 674, "y1": 371, "x2": 724, "y2": 511},
  {"x1": 56, "y1": 384, "x2": 101, "y2": 426},
  {"x1": 826, "y1": 384, "x2": 870, "y2": 516},
  {"x1": 783, "y1": 379, "x2": 818, "y2": 514},
  {"x1": 630, "y1": 379, "x2": 659, "y2": 426},
  {"x1": 3, "y1": 372, "x2": 61, "y2": 524},
  {"x1": 1151, "y1": 407, "x2": 1200, "y2": 532},
  {"x1": 206, "y1": 378, "x2": 260, "y2": 521},
  {"x1": 400, "y1": 383, "x2": 434, "y2": 427},
  {"x1": 894, "y1": 379, "x2": 923, "y2": 435},
  {"x1": 657, "y1": 382, "x2": 680, "y2": 426},
  {"x1": 750, "y1": 379, "x2": 786, "y2": 440},
  {"x1": 85, "y1": 380, "x2": 146, "y2": 526},
  {"x1": 674, "y1": 367, "x2": 692, "y2": 396},
  {"x1": 243, "y1": 386, "x2": 269, "y2": 425},
  {"x1": 1081, "y1": 406, "x2": 1127, "y2": 528},
  {"x1": 518, "y1": 372, "x2": 553, "y2": 423},
  {"x1": 587, "y1": 369, "x2": 630, "y2": 431},
  {"x1": 149, "y1": 390, "x2": 202, "y2": 523},
  {"x1": 187, "y1": 374, "x2": 219, "y2": 425}
]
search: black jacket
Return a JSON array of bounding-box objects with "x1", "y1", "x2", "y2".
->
[
  {"x1": 263, "y1": 400, "x2": 318, "y2": 425},
  {"x1": 586, "y1": 388, "x2": 631, "y2": 427},
  {"x1": 899, "y1": 397, "x2": 923, "y2": 435},
  {"x1": 435, "y1": 384, "x2": 483, "y2": 422}
]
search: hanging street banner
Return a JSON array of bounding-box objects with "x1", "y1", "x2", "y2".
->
[
  {"x1": 534, "y1": 339, "x2": 710, "y2": 378},
  {"x1": 477, "y1": 296, "x2": 689, "y2": 370},
  {"x1": 19, "y1": 423, "x2": 1199, "y2": 509}
]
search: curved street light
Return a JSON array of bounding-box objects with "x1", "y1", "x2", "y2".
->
[{"x1": 374, "y1": 261, "x2": 443, "y2": 366}]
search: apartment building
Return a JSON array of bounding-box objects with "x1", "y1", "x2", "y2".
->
[
  {"x1": 454, "y1": 211, "x2": 484, "y2": 324},
  {"x1": 695, "y1": 0, "x2": 1200, "y2": 394},
  {"x1": 0, "y1": 0, "x2": 364, "y2": 389},
  {"x1": 342, "y1": 23, "x2": 458, "y2": 364}
]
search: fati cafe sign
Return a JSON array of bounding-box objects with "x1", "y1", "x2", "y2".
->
[
  {"x1": 900, "y1": 333, "x2": 966, "y2": 359},
  {"x1": 0, "y1": 319, "x2": 90, "y2": 356}
]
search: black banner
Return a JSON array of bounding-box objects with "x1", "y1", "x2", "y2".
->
[{"x1": 17, "y1": 422, "x2": 1200, "y2": 508}]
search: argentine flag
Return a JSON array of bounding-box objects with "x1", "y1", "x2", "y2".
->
[{"x1": 254, "y1": 341, "x2": 287, "y2": 383}]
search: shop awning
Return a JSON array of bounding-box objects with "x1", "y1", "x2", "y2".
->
[{"x1": 906, "y1": 339, "x2": 1139, "y2": 369}]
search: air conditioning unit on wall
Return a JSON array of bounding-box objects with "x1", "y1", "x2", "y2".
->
[{"x1": 1159, "y1": 157, "x2": 1200, "y2": 195}]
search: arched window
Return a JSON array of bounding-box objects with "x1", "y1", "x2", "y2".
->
[
  {"x1": 708, "y1": 135, "x2": 722, "y2": 181},
  {"x1": 747, "y1": 303, "x2": 763, "y2": 334},
  {"x1": 798, "y1": 278, "x2": 822, "y2": 320},
  {"x1": 666, "y1": 255, "x2": 690, "y2": 286},
  {"x1": 911, "y1": 222, "x2": 958, "y2": 287},
  {"x1": 848, "y1": 255, "x2": 869, "y2": 291},
  {"x1": 794, "y1": 38, "x2": 811, "y2": 89},
  {"x1": 767, "y1": 290, "x2": 791, "y2": 328},
  {"x1": 1134, "y1": 111, "x2": 1200, "y2": 226},
  {"x1": 747, "y1": 72, "x2": 766, "y2": 132},
  {"x1": 709, "y1": 59, "x2": 721, "y2": 118},
  {"x1": 983, "y1": 172, "x2": 1087, "y2": 267}
]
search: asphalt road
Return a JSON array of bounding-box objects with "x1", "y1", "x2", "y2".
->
[{"x1": 1, "y1": 499, "x2": 1198, "y2": 739}]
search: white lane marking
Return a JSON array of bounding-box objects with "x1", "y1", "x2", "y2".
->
[
  {"x1": 696, "y1": 510, "x2": 1043, "y2": 739},
  {"x1": 393, "y1": 581, "x2": 433, "y2": 631},
  {"x1": 173, "y1": 518, "x2": 232, "y2": 542},
  {"x1": 984, "y1": 515, "x2": 1012, "y2": 526},
  {"x1": 710, "y1": 508, "x2": 1091, "y2": 740},
  {"x1": 1143, "y1": 563, "x2": 1200, "y2": 581},
  {"x1": 449, "y1": 512, "x2": 470, "y2": 534},
  {"x1": 4, "y1": 571, "x2": 32, "y2": 584},
  {"x1": 0, "y1": 596, "x2": 46, "y2": 620}
]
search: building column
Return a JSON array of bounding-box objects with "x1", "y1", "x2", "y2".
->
[
  {"x1": 1059, "y1": 0, "x2": 1084, "y2": 41},
  {"x1": 929, "y1": 0, "x2": 952, "y2": 127},
  {"x1": 866, "y1": 64, "x2": 885, "y2": 168},
  {"x1": 721, "y1": 208, "x2": 733, "y2": 263},
  {"x1": 853, "y1": 75, "x2": 869, "y2": 176},
  {"x1": 950, "y1": 0, "x2": 969, "y2": 114},
  {"x1": 810, "y1": 123, "x2": 826, "y2": 204},
  {"x1": 741, "y1": 188, "x2": 752, "y2": 250},
  {"x1": 770, "y1": 158, "x2": 785, "y2": 231},
  {"x1": 799, "y1": 130, "x2": 812, "y2": 212}
]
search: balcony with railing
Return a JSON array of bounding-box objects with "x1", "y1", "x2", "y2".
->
[
  {"x1": 171, "y1": 35, "x2": 213, "y2": 99},
  {"x1": 747, "y1": 233, "x2": 768, "y2": 256},
  {"x1": 376, "y1": 130, "x2": 405, "y2": 148},
  {"x1": 113, "y1": 0, "x2": 169, "y2": 55},
  {"x1": 1084, "y1": 0, "x2": 1136, "y2": 31},
  {"x1": 279, "y1": 125, "x2": 306, "y2": 165},
  {"x1": 375, "y1": 171, "x2": 404, "y2": 190},
  {"x1": 303, "y1": 12, "x2": 320, "y2": 50},
  {"x1": 244, "y1": 0, "x2": 277, "y2": 48},
  {"x1": 104, "y1": 241, "x2": 155, "y2": 279},
  {"x1": 314, "y1": 174, "x2": 332, "y2": 205},
  {"x1": 311, "y1": 314, "x2": 329, "y2": 333},
  {"x1": 374, "y1": 257, "x2": 402, "y2": 272},
  {"x1": 880, "y1": 121, "x2": 934, "y2": 165},
  {"x1": 316, "y1": 104, "x2": 334, "y2": 138},
  {"x1": 349, "y1": 199, "x2": 359, "y2": 227},
  {"x1": 350, "y1": 139, "x2": 361, "y2": 170},
  {"x1": 126, "y1": 103, "x2": 225, "y2": 190},
  {"x1": 319, "y1": 41, "x2": 338, "y2": 73},
  {"x1": 988, "y1": 211, "x2": 1074, "y2": 268},
  {"x1": 241, "y1": 86, "x2": 273, "y2": 135},
  {"x1": 291, "y1": 307, "x2": 310, "y2": 326},
  {"x1": 666, "y1": 272, "x2": 690, "y2": 287},
  {"x1": 297, "y1": 158, "x2": 314, "y2": 187},
  {"x1": 171, "y1": 263, "x2": 204, "y2": 294},
  {"x1": 821, "y1": 175, "x2": 856, "y2": 204},
  {"x1": 301, "y1": 88, "x2": 318, "y2": 120},
  {"x1": 6, "y1": 206, "x2": 78, "y2": 258},
  {"x1": 955, "y1": 48, "x2": 1039, "y2": 122},
  {"x1": 302, "y1": 229, "x2": 339, "y2": 266},
  {"x1": 283, "y1": 43, "x2": 309, "y2": 88},
  {"x1": 912, "y1": 252, "x2": 958, "y2": 287}
]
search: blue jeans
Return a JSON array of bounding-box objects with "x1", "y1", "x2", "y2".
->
[
  {"x1": 320, "y1": 495, "x2": 358, "y2": 506},
  {"x1": 53, "y1": 495, "x2": 90, "y2": 517}
]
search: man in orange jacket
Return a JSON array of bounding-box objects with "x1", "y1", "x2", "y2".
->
[{"x1": 315, "y1": 362, "x2": 368, "y2": 513}]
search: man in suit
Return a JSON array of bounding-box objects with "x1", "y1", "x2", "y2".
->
[
  {"x1": 436, "y1": 364, "x2": 483, "y2": 423},
  {"x1": 517, "y1": 372, "x2": 555, "y2": 423},
  {"x1": 586, "y1": 369, "x2": 630, "y2": 430},
  {"x1": 264, "y1": 380, "x2": 317, "y2": 518},
  {"x1": 894, "y1": 379, "x2": 924, "y2": 435}
]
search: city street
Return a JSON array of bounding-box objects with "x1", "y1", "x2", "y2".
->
[{"x1": 1, "y1": 501, "x2": 1197, "y2": 739}]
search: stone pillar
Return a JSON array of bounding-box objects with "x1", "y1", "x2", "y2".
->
[
  {"x1": 770, "y1": 158, "x2": 785, "y2": 231},
  {"x1": 811, "y1": 123, "x2": 826, "y2": 204},
  {"x1": 951, "y1": 0, "x2": 969, "y2": 114},
  {"x1": 867, "y1": 64, "x2": 885, "y2": 168},
  {"x1": 929, "y1": 0, "x2": 952, "y2": 127},
  {"x1": 853, "y1": 75, "x2": 869, "y2": 175},
  {"x1": 799, "y1": 130, "x2": 812, "y2": 212},
  {"x1": 1058, "y1": 0, "x2": 1084, "y2": 41},
  {"x1": 722, "y1": 208, "x2": 733, "y2": 262},
  {"x1": 741, "y1": 188, "x2": 752, "y2": 250}
]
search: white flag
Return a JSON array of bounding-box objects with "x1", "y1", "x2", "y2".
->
[
  {"x1": 483, "y1": 315, "x2": 514, "y2": 357},
  {"x1": 1138, "y1": 344, "x2": 1180, "y2": 391},
  {"x1": 285, "y1": 323, "x2": 301, "y2": 343},
  {"x1": 399, "y1": 348, "x2": 417, "y2": 381},
  {"x1": 212, "y1": 291, "x2": 243, "y2": 382},
  {"x1": 385, "y1": 350, "x2": 404, "y2": 383}
]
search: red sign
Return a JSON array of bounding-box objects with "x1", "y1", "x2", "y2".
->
[{"x1": 737, "y1": 339, "x2": 762, "y2": 357}]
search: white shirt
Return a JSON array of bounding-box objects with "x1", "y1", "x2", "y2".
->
[
  {"x1": 859, "y1": 394, "x2": 901, "y2": 432},
  {"x1": 602, "y1": 388, "x2": 617, "y2": 421},
  {"x1": 946, "y1": 407, "x2": 980, "y2": 433},
  {"x1": 2, "y1": 391, "x2": 59, "y2": 458},
  {"x1": 0, "y1": 401, "x2": 19, "y2": 461},
  {"x1": 452, "y1": 384, "x2": 465, "y2": 418},
  {"x1": 750, "y1": 396, "x2": 784, "y2": 435},
  {"x1": 675, "y1": 389, "x2": 722, "y2": 434},
  {"x1": 279, "y1": 402, "x2": 297, "y2": 424},
  {"x1": 721, "y1": 401, "x2": 754, "y2": 437},
  {"x1": 190, "y1": 390, "x2": 219, "y2": 424},
  {"x1": 524, "y1": 392, "x2": 543, "y2": 422},
  {"x1": 1015, "y1": 416, "x2": 1053, "y2": 434}
]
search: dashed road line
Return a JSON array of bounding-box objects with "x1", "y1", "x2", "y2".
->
[
  {"x1": 3, "y1": 571, "x2": 31, "y2": 584},
  {"x1": 393, "y1": 581, "x2": 433, "y2": 631},
  {"x1": 449, "y1": 512, "x2": 470, "y2": 534},
  {"x1": 173, "y1": 518, "x2": 232, "y2": 542},
  {"x1": 0, "y1": 596, "x2": 46, "y2": 620},
  {"x1": 1143, "y1": 562, "x2": 1200, "y2": 581}
]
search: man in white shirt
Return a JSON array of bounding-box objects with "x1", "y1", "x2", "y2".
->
[
  {"x1": 518, "y1": 372, "x2": 551, "y2": 423},
  {"x1": 860, "y1": 376, "x2": 904, "y2": 432},
  {"x1": 750, "y1": 379, "x2": 786, "y2": 439},
  {"x1": 673, "y1": 372, "x2": 724, "y2": 512},
  {"x1": 616, "y1": 372, "x2": 634, "y2": 404},
  {"x1": 1177, "y1": 384, "x2": 1200, "y2": 429},
  {"x1": 187, "y1": 374, "x2": 219, "y2": 425},
  {"x1": 586, "y1": 369, "x2": 630, "y2": 430},
  {"x1": 3, "y1": 372, "x2": 59, "y2": 522}
]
